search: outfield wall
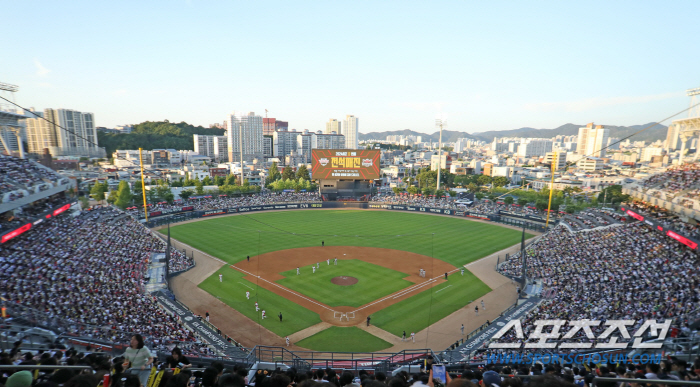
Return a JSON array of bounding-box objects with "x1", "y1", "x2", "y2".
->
[{"x1": 144, "y1": 201, "x2": 549, "y2": 232}]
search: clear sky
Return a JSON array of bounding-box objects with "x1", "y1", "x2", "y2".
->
[{"x1": 2, "y1": 1, "x2": 699, "y2": 134}]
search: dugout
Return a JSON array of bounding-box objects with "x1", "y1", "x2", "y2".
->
[{"x1": 319, "y1": 179, "x2": 372, "y2": 201}]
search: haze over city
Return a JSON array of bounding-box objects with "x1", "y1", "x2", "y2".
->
[{"x1": 2, "y1": 0, "x2": 699, "y2": 132}]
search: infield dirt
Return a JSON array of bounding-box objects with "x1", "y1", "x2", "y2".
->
[{"x1": 231, "y1": 246, "x2": 457, "y2": 326}]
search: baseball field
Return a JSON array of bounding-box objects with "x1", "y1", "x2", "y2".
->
[{"x1": 166, "y1": 209, "x2": 530, "y2": 352}]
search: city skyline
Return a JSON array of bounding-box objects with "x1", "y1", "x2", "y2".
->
[{"x1": 2, "y1": 1, "x2": 699, "y2": 133}]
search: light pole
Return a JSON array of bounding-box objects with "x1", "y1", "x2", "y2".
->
[{"x1": 435, "y1": 118, "x2": 445, "y2": 199}]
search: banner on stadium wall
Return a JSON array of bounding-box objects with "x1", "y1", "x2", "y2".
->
[
  {"x1": 498, "y1": 210, "x2": 546, "y2": 223},
  {"x1": 154, "y1": 292, "x2": 231, "y2": 352}
]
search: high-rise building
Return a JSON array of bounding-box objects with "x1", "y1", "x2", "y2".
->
[
  {"x1": 665, "y1": 123, "x2": 682, "y2": 151},
  {"x1": 194, "y1": 134, "x2": 228, "y2": 162},
  {"x1": 273, "y1": 128, "x2": 299, "y2": 159},
  {"x1": 213, "y1": 136, "x2": 229, "y2": 162},
  {"x1": 343, "y1": 115, "x2": 358, "y2": 149},
  {"x1": 326, "y1": 119, "x2": 341, "y2": 135},
  {"x1": 26, "y1": 108, "x2": 105, "y2": 157},
  {"x1": 577, "y1": 123, "x2": 610, "y2": 158},
  {"x1": 517, "y1": 140, "x2": 552, "y2": 157},
  {"x1": 263, "y1": 118, "x2": 276, "y2": 136},
  {"x1": 263, "y1": 135, "x2": 273, "y2": 158},
  {"x1": 296, "y1": 130, "x2": 345, "y2": 163},
  {"x1": 225, "y1": 112, "x2": 263, "y2": 162},
  {"x1": 275, "y1": 120, "x2": 288, "y2": 131},
  {"x1": 543, "y1": 152, "x2": 567, "y2": 171}
]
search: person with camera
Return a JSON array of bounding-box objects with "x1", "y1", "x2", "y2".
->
[
  {"x1": 164, "y1": 347, "x2": 191, "y2": 370},
  {"x1": 122, "y1": 334, "x2": 154, "y2": 387}
]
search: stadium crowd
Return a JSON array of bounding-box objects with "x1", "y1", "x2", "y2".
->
[
  {"x1": 0, "y1": 206, "x2": 197, "y2": 348},
  {"x1": 624, "y1": 201, "x2": 700, "y2": 240},
  {"x1": 1, "y1": 348, "x2": 699, "y2": 387},
  {"x1": 369, "y1": 195, "x2": 462, "y2": 209},
  {"x1": 641, "y1": 163, "x2": 700, "y2": 195},
  {"x1": 486, "y1": 222, "x2": 699, "y2": 362},
  {"x1": 0, "y1": 155, "x2": 65, "y2": 202},
  {"x1": 126, "y1": 192, "x2": 321, "y2": 217},
  {"x1": 562, "y1": 208, "x2": 622, "y2": 231}
]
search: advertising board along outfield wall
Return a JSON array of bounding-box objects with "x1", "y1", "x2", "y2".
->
[{"x1": 143, "y1": 201, "x2": 549, "y2": 233}]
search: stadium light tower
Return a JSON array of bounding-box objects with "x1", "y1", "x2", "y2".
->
[{"x1": 435, "y1": 117, "x2": 446, "y2": 196}]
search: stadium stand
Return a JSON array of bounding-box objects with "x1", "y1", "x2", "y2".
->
[
  {"x1": 0, "y1": 154, "x2": 66, "y2": 203},
  {"x1": 369, "y1": 196, "x2": 463, "y2": 210},
  {"x1": 474, "y1": 222, "x2": 700, "y2": 363},
  {"x1": 126, "y1": 192, "x2": 321, "y2": 217},
  {"x1": 0, "y1": 207, "x2": 199, "y2": 350}
]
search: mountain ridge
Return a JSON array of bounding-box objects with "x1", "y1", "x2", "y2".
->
[{"x1": 359, "y1": 122, "x2": 668, "y2": 143}]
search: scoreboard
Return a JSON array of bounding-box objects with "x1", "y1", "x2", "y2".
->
[{"x1": 311, "y1": 149, "x2": 381, "y2": 180}]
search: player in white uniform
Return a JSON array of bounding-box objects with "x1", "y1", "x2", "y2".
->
[
  {"x1": 312, "y1": 266, "x2": 316, "y2": 274},
  {"x1": 460, "y1": 269, "x2": 464, "y2": 276},
  {"x1": 327, "y1": 259, "x2": 330, "y2": 265},
  {"x1": 334, "y1": 257, "x2": 337, "y2": 265},
  {"x1": 246, "y1": 291, "x2": 250, "y2": 299},
  {"x1": 316, "y1": 262, "x2": 320, "y2": 269},
  {"x1": 262, "y1": 310, "x2": 266, "y2": 319},
  {"x1": 219, "y1": 274, "x2": 223, "y2": 282},
  {"x1": 285, "y1": 337, "x2": 290, "y2": 347},
  {"x1": 297, "y1": 267, "x2": 300, "y2": 275},
  {"x1": 481, "y1": 300, "x2": 485, "y2": 310},
  {"x1": 410, "y1": 332, "x2": 415, "y2": 342}
]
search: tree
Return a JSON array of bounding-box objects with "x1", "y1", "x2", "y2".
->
[
  {"x1": 448, "y1": 190, "x2": 456, "y2": 197},
  {"x1": 155, "y1": 181, "x2": 174, "y2": 203},
  {"x1": 114, "y1": 181, "x2": 133, "y2": 209},
  {"x1": 392, "y1": 187, "x2": 402, "y2": 195},
  {"x1": 492, "y1": 176, "x2": 510, "y2": 188},
  {"x1": 477, "y1": 175, "x2": 493, "y2": 186},
  {"x1": 535, "y1": 200, "x2": 548, "y2": 211},
  {"x1": 296, "y1": 165, "x2": 310, "y2": 181},
  {"x1": 504, "y1": 196, "x2": 514, "y2": 205},
  {"x1": 194, "y1": 179, "x2": 204, "y2": 195},
  {"x1": 268, "y1": 162, "x2": 281, "y2": 183},
  {"x1": 518, "y1": 198, "x2": 529, "y2": 206},
  {"x1": 214, "y1": 176, "x2": 225, "y2": 186},
  {"x1": 202, "y1": 176, "x2": 212, "y2": 186},
  {"x1": 422, "y1": 187, "x2": 432, "y2": 196},
  {"x1": 79, "y1": 196, "x2": 89, "y2": 208},
  {"x1": 106, "y1": 189, "x2": 118, "y2": 204},
  {"x1": 282, "y1": 165, "x2": 295, "y2": 181},
  {"x1": 435, "y1": 189, "x2": 445, "y2": 198},
  {"x1": 407, "y1": 186, "x2": 419, "y2": 195},
  {"x1": 146, "y1": 187, "x2": 158, "y2": 203},
  {"x1": 180, "y1": 188, "x2": 194, "y2": 201},
  {"x1": 475, "y1": 192, "x2": 485, "y2": 200},
  {"x1": 597, "y1": 185, "x2": 630, "y2": 206},
  {"x1": 90, "y1": 182, "x2": 106, "y2": 203}
]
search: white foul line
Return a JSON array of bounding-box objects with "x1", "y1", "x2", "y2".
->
[
  {"x1": 233, "y1": 266, "x2": 335, "y2": 311},
  {"x1": 435, "y1": 285, "x2": 452, "y2": 293},
  {"x1": 238, "y1": 281, "x2": 255, "y2": 290}
]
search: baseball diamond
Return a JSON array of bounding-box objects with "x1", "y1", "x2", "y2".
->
[{"x1": 165, "y1": 209, "x2": 532, "y2": 352}]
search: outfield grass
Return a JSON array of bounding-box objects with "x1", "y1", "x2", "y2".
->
[
  {"x1": 371, "y1": 270, "x2": 491, "y2": 336},
  {"x1": 167, "y1": 210, "x2": 530, "y2": 268},
  {"x1": 199, "y1": 266, "x2": 321, "y2": 337},
  {"x1": 277, "y1": 259, "x2": 412, "y2": 307},
  {"x1": 295, "y1": 326, "x2": 393, "y2": 352}
]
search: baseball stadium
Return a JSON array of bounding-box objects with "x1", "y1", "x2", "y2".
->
[{"x1": 2, "y1": 147, "x2": 700, "y2": 386}]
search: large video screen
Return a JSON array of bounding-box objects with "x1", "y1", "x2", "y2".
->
[{"x1": 311, "y1": 149, "x2": 381, "y2": 180}]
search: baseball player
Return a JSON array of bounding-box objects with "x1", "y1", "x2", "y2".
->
[
  {"x1": 312, "y1": 266, "x2": 316, "y2": 274},
  {"x1": 460, "y1": 269, "x2": 464, "y2": 276},
  {"x1": 444, "y1": 272, "x2": 448, "y2": 280},
  {"x1": 285, "y1": 336, "x2": 290, "y2": 347},
  {"x1": 461, "y1": 324, "x2": 464, "y2": 336},
  {"x1": 316, "y1": 262, "x2": 320, "y2": 269},
  {"x1": 297, "y1": 267, "x2": 300, "y2": 275},
  {"x1": 326, "y1": 258, "x2": 330, "y2": 265},
  {"x1": 246, "y1": 291, "x2": 250, "y2": 299},
  {"x1": 278, "y1": 312, "x2": 283, "y2": 322},
  {"x1": 410, "y1": 332, "x2": 415, "y2": 342},
  {"x1": 262, "y1": 310, "x2": 266, "y2": 319},
  {"x1": 481, "y1": 300, "x2": 485, "y2": 310},
  {"x1": 475, "y1": 306, "x2": 479, "y2": 316},
  {"x1": 334, "y1": 257, "x2": 337, "y2": 265},
  {"x1": 219, "y1": 274, "x2": 223, "y2": 282},
  {"x1": 402, "y1": 331, "x2": 406, "y2": 341},
  {"x1": 205, "y1": 311, "x2": 210, "y2": 322}
]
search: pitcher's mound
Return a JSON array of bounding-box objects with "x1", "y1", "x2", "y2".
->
[{"x1": 331, "y1": 276, "x2": 358, "y2": 286}]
